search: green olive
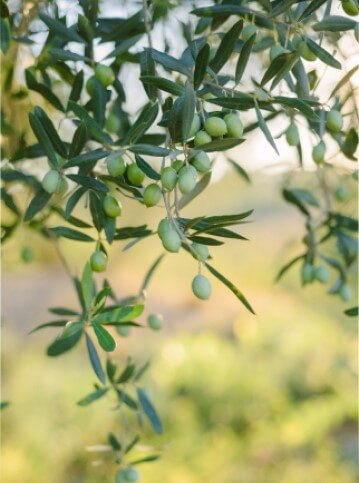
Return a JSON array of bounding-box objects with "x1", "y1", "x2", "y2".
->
[
  {"x1": 224, "y1": 113, "x2": 243, "y2": 138},
  {"x1": 299, "y1": 41, "x2": 317, "y2": 61},
  {"x1": 192, "y1": 274, "x2": 212, "y2": 300},
  {"x1": 147, "y1": 313, "x2": 164, "y2": 331},
  {"x1": 103, "y1": 195, "x2": 122, "y2": 218},
  {"x1": 191, "y1": 242, "x2": 209, "y2": 261},
  {"x1": 157, "y1": 218, "x2": 171, "y2": 239},
  {"x1": 143, "y1": 183, "x2": 162, "y2": 207},
  {"x1": 335, "y1": 185, "x2": 349, "y2": 202},
  {"x1": 21, "y1": 246, "x2": 34, "y2": 264},
  {"x1": 172, "y1": 160, "x2": 184, "y2": 172},
  {"x1": 285, "y1": 124, "x2": 300, "y2": 146},
  {"x1": 312, "y1": 141, "x2": 326, "y2": 164},
  {"x1": 94, "y1": 64, "x2": 115, "y2": 87},
  {"x1": 188, "y1": 114, "x2": 201, "y2": 138},
  {"x1": 106, "y1": 153, "x2": 126, "y2": 177},
  {"x1": 242, "y1": 25, "x2": 262, "y2": 44},
  {"x1": 194, "y1": 130, "x2": 212, "y2": 147},
  {"x1": 117, "y1": 325, "x2": 132, "y2": 337},
  {"x1": 191, "y1": 151, "x2": 211, "y2": 172},
  {"x1": 55, "y1": 176, "x2": 68, "y2": 196},
  {"x1": 105, "y1": 114, "x2": 121, "y2": 133},
  {"x1": 161, "y1": 229, "x2": 181, "y2": 253},
  {"x1": 86, "y1": 76, "x2": 96, "y2": 96},
  {"x1": 342, "y1": 0, "x2": 359, "y2": 16},
  {"x1": 115, "y1": 470, "x2": 127, "y2": 483},
  {"x1": 161, "y1": 166, "x2": 177, "y2": 191},
  {"x1": 178, "y1": 165, "x2": 197, "y2": 194},
  {"x1": 326, "y1": 109, "x2": 343, "y2": 132},
  {"x1": 124, "y1": 467, "x2": 140, "y2": 482},
  {"x1": 204, "y1": 116, "x2": 227, "y2": 137},
  {"x1": 127, "y1": 164, "x2": 145, "y2": 186},
  {"x1": 339, "y1": 283, "x2": 352, "y2": 301},
  {"x1": 269, "y1": 44, "x2": 289, "y2": 61},
  {"x1": 314, "y1": 265, "x2": 329, "y2": 284},
  {"x1": 90, "y1": 251, "x2": 107, "y2": 272},
  {"x1": 301, "y1": 263, "x2": 314, "y2": 284},
  {"x1": 42, "y1": 170, "x2": 61, "y2": 194}
]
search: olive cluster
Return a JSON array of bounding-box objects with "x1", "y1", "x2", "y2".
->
[{"x1": 301, "y1": 262, "x2": 352, "y2": 301}]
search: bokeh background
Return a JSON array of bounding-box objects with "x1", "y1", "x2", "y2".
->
[{"x1": 1, "y1": 1, "x2": 358, "y2": 482}]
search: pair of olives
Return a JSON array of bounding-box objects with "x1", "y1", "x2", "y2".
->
[
  {"x1": 42, "y1": 170, "x2": 68, "y2": 195},
  {"x1": 301, "y1": 263, "x2": 330, "y2": 284},
  {"x1": 106, "y1": 153, "x2": 146, "y2": 187}
]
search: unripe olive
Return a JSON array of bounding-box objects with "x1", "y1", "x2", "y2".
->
[
  {"x1": 143, "y1": 183, "x2": 162, "y2": 207},
  {"x1": 161, "y1": 166, "x2": 177, "y2": 190},
  {"x1": 103, "y1": 195, "x2": 122, "y2": 218},
  {"x1": 326, "y1": 109, "x2": 343, "y2": 132},
  {"x1": 191, "y1": 151, "x2": 211, "y2": 172},
  {"x1": 124, "y1": 467, "x2": 140, "y2": 482},
  {"x1": 335, "y1": 185, "x2": 349, "y2": 202},
  {"x1": 314, "y1": 265, "x2": 329, "y2": 284},
  {"x1": 224, "y1": 113, "x2": 243, "y2": 138},
  {"x1": 312, "y1": 141, "x2": 326, "y2": 164},
  {"x1": 339, "y1": 283, "x2": 352, "y2": 301},
  {"x1": 342, "y1": 0, "x2": 359, "y2": 16},
  {"x1": 117, "y1": 325, "x2": 132, "y2": 337},
  {"x1": 157, "y1": 218, "x2": 171, "y2": 239},
  {"x1": 94, "y1": 64, "x2": 115, "y2": 87},
  {"x1": 192, "y1": 242, "x2": 209, "y2": 261},
  {"x1": 127, "y1": 164, "x2": 145, "y2": 186},
  {"x1": 105, "y1": 114, "x2": 121, "y2": 133},
  {"x1": 285, "y1": 124, "x2": 300, "y2": 146},
  {"x1": 147, "y1": 313, "x2": 163, "y2": 331},
  {"x1": 42, "y1": 169, "x2": 61, "y2": 194},
  {"x1": 21, "y1": 246, "x2": 34, "y2": 264},
  {"x1": 242, "y1": 25, "x2": 262, "y2": 44},
  {"x1": 161, "y1": 229, "x2": 181, "y2": 253},
  {"x1": 194, "y1": 130, "x2": 212, "y2": 147},
  {"x1": 116, "y1": 470, "x2": 128, "y2": 483},
  {"x1": 301, "y1": 263, "x2": 314, "y2": 284},
  {"x1": 189, "y1": 114, "x2": 201, "y2": 138},
  {"x1": 204, "y1": 116, "x2": 227, "y2": 137},
  {"x1": 299, "y1": 41, "x2": 317, "y2": 61},
  {"x1": 192, "y1": 274, "x2": 212, "y2": 300},
  {"x1": 106, "y1": 153, "x2": 126, "y2": 177},
  {"x1": 178, "y1": 165, "x2": 197, "y2": 194},
  {"x1": 172, "y1": 160, "x2": 184, "y2": 172},
  {"x1": 90, "y1": 251, "x2": 107, "y2": 272},
  {"x1": 55, "y1": 176, "x2": 68, "y2": 196},
  {"x1": 269, "y1": 44, "x2": 289, "y2": 61},
  {"x1": 86, "y1": 76, "x2": 96, "y2": 96}
]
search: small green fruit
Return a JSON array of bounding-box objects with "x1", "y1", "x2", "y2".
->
[
  {"x1": 189, "y1": 114, "x2": 201, "y2": 138},
  {"x1": 299, "y1": 41, "x2": 317, "y2": 61},
  {"x1": 127, "y1": 164, "x2": 145, "y2": 186},
  {"x1": 335, "y1": 185, "x2": 349, "y2": 202},
  {"x1": 90, "y1": 251, "x2": 107, "y2": 272},
  {"x1": 191, "y1": 151, "x2": 211, "y2": 172},
  {"x1": 21, "y1": 246, "x2": 34, "y2": 264},
  {"x1": 326, "y1": 109, "x2": 343, "y2": 132},
  {"x1": 42, "y1": 170, "x2": 61, "y2": 194},
  {"x1": 301, "y1": 263, "x2": 314, "y2": 284},
  {"x1": 55, "y1": 176, "x2": 68, "y2": 196},
  {"x1": 192, "y1": 243, "x2": 209, "y2": 261},
  {"x1": 269, "y1": 44, "x2": 289, "y2": 61},
  {"x1": 105, "y1": 114, "x2": 121, "y2": 133},
  {"x1": 157, "y1": 218, "x2": 171, "y2": 239},
  {"x1": 143, "y1": 183, "x2": 162, "y2": 207},
  {"x1": 106, "y1": 153, "x2": 126, "y2": 177},
  {"x1": 117, "y1": 325, "x2": 132, "y2": 337},
  {"x1": 161, "y1": 229, "x2": 181, "y2": 253},
  {"x1": 147, "y1": 313, "x2": 163, "y2": 331},
  {"x1": 312, "y1": 141, "x2": 326, "y2": 164},
  {"x1": 103, "y1": 195, "x2": 122, "y2": 218},
  {"x1": 194, "y1": 130, "x2": 212, "y2": 147},
  {"x1": 178, "y1": 165, "x2": 197, "y2": 194},
  {"x1": 314, "y1": 265, "x2": 329, "y2": 284},
  {"x1": 224, "y1": 113, "x2": 243, "y2": 138},
  {"x1": 242, "y1": 25, "x2": 262, "y2": 44},
  {"x1": 192, "y1": 274, "x2": 212, "y2": 300},
  {"x1": 172, "y1": 160, "x2": 184, "y2": 172},
  {"x1": 339, "y1": 283, "x2": 352, "y2": 301},
  {"x1": 94, "y1": 64, "x2": 115, "y2": 87},
  {"x1": 161, "y1": 167, "x2": 177, "y2": 190},
  {"x1": 124, "y1": 467, "x2": 140, "y2": 482},
  {"x1": 342, "y1": 0, "x2": 359, "y2": 16},
  {"x1": 204, "y1": 116, "x2": 227, "y2": 137},
  {"x1": 285, "y1": 124, "x2": 300, "y2": 146},
  {"x1": 86, "y1": 76, "x2": 96, "y2": 96}
]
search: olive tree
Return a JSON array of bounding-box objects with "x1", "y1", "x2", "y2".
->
[{"x1": 1, "y1": 0, "x2": 358, "y2": 480}]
